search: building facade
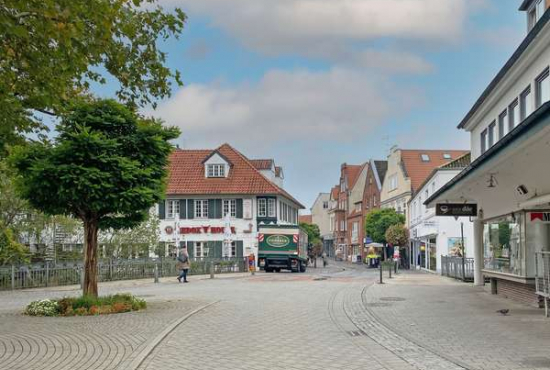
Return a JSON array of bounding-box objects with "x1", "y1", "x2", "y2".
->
[
  {"x1": 427, "y1": 1, "x2": 550, "y2": 306},
  {"x1": 347, "y1": 163, "x2": 368, "y2": 262},
  {"x1": 158, "y1": 144, "x2": 304, "y2": 260},
  {"x1": 409, "y1": 154, "x2": 474, "y2": 273},
  {"x1": 310, "y1": 193, "x2": 332, "y2": 255}
]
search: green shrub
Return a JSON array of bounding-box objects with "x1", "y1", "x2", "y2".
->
[
  {"x1": 25, "y1": 294, "x2": 146, "y2": 316},
  {"x1": 25, "y1": 299, "x2": 59, "y2": 316}
]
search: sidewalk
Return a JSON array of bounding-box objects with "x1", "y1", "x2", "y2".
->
[{"x1": 364, "y1": 271, "x2": 550, "y2": 370}]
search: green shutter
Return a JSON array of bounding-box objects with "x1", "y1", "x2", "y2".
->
[
  {"x1": 187, "y1": 241, "x2": 194, "y2": 259},
  {"x1": 179, "y1": 200, "x2": 187, "y2": 219},
  {"x1": 236, "y1": 199, "x2": 243, "y2": 218},
  {"x1": 236, "y1": 240, "x2": 243, "y2": 258},
  {"x1": 187, "y1": 200, "x2": 194, "y2": 219},
  {"x1": 208, "y1": 199, "x2": 216, "y2": 219},
  {"x1": 158, "y1": 201, "x2": 166, "y2": 219},
  {"x1": 208, "y1": 241, "x2": 222, "y2": 258},
  {"x1": 216, "y1": 199, "x2": 222, "y2": 218}
]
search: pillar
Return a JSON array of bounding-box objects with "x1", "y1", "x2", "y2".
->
[{"x1": 473, "y1": 219, "x2": 484, "y2": 286}]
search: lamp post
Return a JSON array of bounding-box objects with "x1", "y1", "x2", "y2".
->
[{"x1": 461, "y1": 221, "x2": 466, "y2": 281}]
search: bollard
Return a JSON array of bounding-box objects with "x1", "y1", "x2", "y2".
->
[
  {"x1": 11, "y1": 265, "x2": 15, "y2": 290},
  {"x1": 389, "y1": 263, "x2": 392, "y2": 279},
  {"x1": 154, "y1": 263, "x2": 159, "y2": 283},
  {"x1": 379, "y1": 263, "x2": 383, "y2": 284},
  {"x1": 394, "y1": 261, "x2": 398, "y2": 275},
  {"x1": 210, "y1": 261, "x2": 215, "y2": 279}
]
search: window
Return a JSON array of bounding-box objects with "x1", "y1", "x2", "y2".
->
[
  {"x1": 323, "y1": 201, "x2": 329, "y2": 209},
  {"x1": 351, "y1": 222, "x2": 359, "y2": 243},
  {"x1": 498, "y1": 110, "x2": 508, "y2": 140},
  {"x1": 538, "y1": 0, "x2": 546, "y2": 22},
  {"x1": 443, "y1": 153, "x2": 451, "y2": 159},
  {"x1": 167, "y1": 200, "x2": 180, "y2": 219},
  {"x1": 421, "y1": 154, "x2": 430, "y2": 162},
  {"x1": 520, "y1": 86, "x2": 532, "y2": 121},
  {"x1": 481, "y1": 129, "x2": 488, "y2": 154},
  {"x1": 373, "y1": 196, "x2": 377, "y2": 207},
  {"x1": 529, "y1": 7, "x2": 537, "y2": 30},
  {"x1": 257, "y1": 198, "x2": 267, "y2": 217},
  {"x1": 223, "y1": 199, "x2": 236, "y2": 217},
  {"x1": 389, "y1": 174, "x2": 398, "y2": 191},
  {"x1": 355, "y1": 203, "x2": 361, "y2": 212},
  {"x1": 195, "y1": 242, "x2": 209, "y2": 258},
  {"x1": 224, "y1": 241, "x2": 236, "y2": 257},
  {"x1": 509, "y1": 99, "x2": 519, "y2": 131},
  {"x1": 483, "y1": 215, "x2": 523, "y2": 276},
  {"x1": 488, "y1": 121, "x2": 496, "y2": 148},
  {"x1": 431, "y1": 182, "x2": 436, "y2": 194},
  {"x1": 340, "y1": 220, "x2": 345, "y2": 231},
  {"x1": 207, "y1": 164, "x2": 225, "y2": 178},
  {"x1": 195, "y1": 200, "x2": 208, "y2": 218},
  {"x1": 536, "y1": 68, "x2": 550, "y2": 108},
  {"x1": 268, "y1": 199, "x2": 276, "y2": 217}
]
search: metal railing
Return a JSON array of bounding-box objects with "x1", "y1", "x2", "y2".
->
[
  {"x1": 441, "y1": 256, "x2": 474, "y2": 282},
  {"x1": 0, "y1": 257, "x2": 248, "y2": 291}
]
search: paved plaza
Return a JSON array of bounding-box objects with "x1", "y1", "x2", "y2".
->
[{"x1": 1, "y1": 264, "x2": 550, "y2": 370}]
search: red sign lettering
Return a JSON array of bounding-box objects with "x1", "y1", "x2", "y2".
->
[{"x1": 179, "y1": 226, "x2": 237, "y2": 235}]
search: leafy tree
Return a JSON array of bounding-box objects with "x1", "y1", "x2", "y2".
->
[
  {"x1": 385, "y1": 224, "x2": 410, "y2": 247},
  {"x1": 9, "y1": 99, "x2": 179, "y2": 296},
  {"x1": 0, "y1": 0, "x2": 186, "y2": 156},
  {"x1": 364, "y1": 208, "x2": 405, "y2": 244},
  {"x1": 0, "y1": 161, "x2": 28, "y2": 228},
  {"x1": 100, "y1": 214, "x2": 160, "y2": 259},
  {"x1": 0, "y1": 224, "x2": 30, "y2": 265}
]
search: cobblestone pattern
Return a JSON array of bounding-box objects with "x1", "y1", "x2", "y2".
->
[{"x1": 363, "y1": 272, "x2": 550, "y2": 370}]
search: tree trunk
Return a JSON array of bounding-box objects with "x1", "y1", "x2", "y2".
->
[{"x1": 83, "y1": 219, "x2": 99, "y2": 297}]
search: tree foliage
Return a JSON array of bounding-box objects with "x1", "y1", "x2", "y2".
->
[
  {"x1": 364, "y1": 208, "x2": 405, "y2": 244},
  {"x1": 300, "y1": 222, "x2": 321, "y2": 245},
  {"x1": 0, "y1": 224, "x2": 30, "y2": 265},
  {"x1": 9, "y1": 99, "x2": 179, "y2": 296},
  {"x1": 100, "y1": 214, "x2": 160, "y2": 259},
  {"x1": 0, "y1": 0, "x2": 186, "y2": 156},
  {"x1": 385, "y1": 224, "x2": 410, "y2": 247}
]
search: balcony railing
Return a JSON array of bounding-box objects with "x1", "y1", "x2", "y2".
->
[{"x1": 441, "y1": 256, "x2": 474, "y2": 282}]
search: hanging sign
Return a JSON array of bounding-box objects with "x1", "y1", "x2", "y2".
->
[{"x1": 436, "y1": 204, "x2": 477, "y2": 217}]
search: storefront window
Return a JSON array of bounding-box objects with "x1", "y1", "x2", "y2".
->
[
  {"x1": 484, "y1": 214, "x2": 523, "y2": 276},
  {"x1": 429, "y1": 238, "x2": 437, "y2": 272}
]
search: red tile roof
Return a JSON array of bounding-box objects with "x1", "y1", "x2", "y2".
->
[
  {"x1": 167, "y1": 144, "x2": 304, "y2": 208},
  {"x1": 298, "y1": 215, "x2": 313, "y2": 224},
  {"x1": 344, "y1": 164, "x2": 363, "y2": 191},
  {"x1": 250, "y1": 159, "x2": 274, "y2": 170},
  {"x1": 330, "y1": 186, "x2": 339, "y2": 200},
  {"x1": 400, "y1": 150, "x2": 469, "y2": 192}
]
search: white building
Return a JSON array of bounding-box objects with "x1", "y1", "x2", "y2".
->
[
  {"x1": 158, "y1": 143, "x2": 304, "y2": 259},
  {"x1": 310, "y1": 193, "x2": 332, "y2": 254},
  {"x1": 409, "y1": 154, "x2": 474, "y2": 273},
  {"x1": 427, "y1": 1, "x2": 550, "y2": 306}
]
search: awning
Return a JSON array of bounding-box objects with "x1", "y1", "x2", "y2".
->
[
  {"x1": 365, "y1": 243, "x2": 384, "y2": 248},
  {"x1": 425, "y1": 102, "x2": 550, "y2": 220}
]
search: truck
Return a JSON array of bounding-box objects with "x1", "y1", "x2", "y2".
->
[{"x1": 258, "y1": 225, "x2": 308, "y2": 273}]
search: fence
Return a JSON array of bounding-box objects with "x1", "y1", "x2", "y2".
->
[
  {"x1": 0, "y1": 257, "x2": 248, "y2": 291},
  {"x1": 535, "y1": 252, "x2": 550, "y2": 316},
  {"x1": 441, "y1": 256, "x2": 474, "y2": 282}
]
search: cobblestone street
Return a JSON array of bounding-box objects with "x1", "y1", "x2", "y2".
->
[{"x1": 2, "y1": 264, "x2": 550, "y2": 370}]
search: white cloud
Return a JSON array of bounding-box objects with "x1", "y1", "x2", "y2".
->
[
  {"x1": 149, "y1": 67, "x2": 423, "y2": 149},
  {"x1": 167, "y1": 0, "x2": 469, "y2": 55}
]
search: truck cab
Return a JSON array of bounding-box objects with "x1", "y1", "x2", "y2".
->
[{"x1": 258, "y1": 225, "x2": 308, "y2": 273}]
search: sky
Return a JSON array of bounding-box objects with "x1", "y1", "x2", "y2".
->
[{"x1": 94, "y1": 0, "x2": 527, "y2": 210}]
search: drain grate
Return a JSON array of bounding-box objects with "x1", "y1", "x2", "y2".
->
[
  {"x1": 348, "y1": 330, "x2": 365, "y2": 337},
  {"x1": 379, "y1": 297, "x2": 406, "y2": 302}
]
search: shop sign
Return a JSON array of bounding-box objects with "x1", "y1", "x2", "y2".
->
[
  {"x1": 530, "y1": 212, "x2": 550, "y2": 223},
  {"x1": 266, "y1": 235, "x2": 290, "y2": 248},
  {"x1": 165, "y1": 226, "x2": 174, "y2": 235},
  {"x1": 436, "y1": 203, "x2": 477, "y2": 217},
  {"x1": 180, "y1": 226, "x2": 237, "y2": 234}
]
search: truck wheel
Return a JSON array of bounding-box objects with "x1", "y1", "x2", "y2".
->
[
  {"x1": 300, "y1": 262, "x2": 306, "y2": 273},
  {"x1": 275, "y1": 268, "x2": 281, "y2": 273},
  {"x1": 265, "y1": 268, "x2": 273, "y2": 273}
]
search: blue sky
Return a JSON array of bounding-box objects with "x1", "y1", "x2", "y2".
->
[{"x1": 93, "y1": 0, "x2": 527, "y2": 210}]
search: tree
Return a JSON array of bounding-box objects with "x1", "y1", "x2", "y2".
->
[
  {"x1": 364, "y1": 208, "x2": 405, "y2": 244},
  {"x1": 100, "y1": 214, "x2": 160, "y2": 259},
  {"x1": 9, "y1": 99, "x2": 179, "y2": 296},
  {"x1": 0, "y1": 0, "x2": 186, "y2": 156},
  {"x1": 385, "y1": 224, "x2": 410, "y2": 248},
  {"x1": 0, "y1": 223, "x2": 30, "y2": 265},
  {"x1": 0, "y1": 161, "x2": 28, "y2": 228}
]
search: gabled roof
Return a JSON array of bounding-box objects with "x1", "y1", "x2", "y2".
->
[
  {"x1": 344, "y1": 164, "x2": 363, "y2": 191},
  {"x1": 250, "y1": 159, "x2": 274, "y2": 171},
  {"x1": 400, "y1": 150, "x2": 469, "y2": 193},
  {"x1": 330, "y1": 186, "x2": 339, "y2": 200},
  {"x1": 167, "y1": 143, "x2": 304, "y2": 208},
  {"x1": 373, "y1": 160, "x2": 388, "y2": 187},
  {"x1": 298, "y1": 215, "x2": 312, "y2": 224},
  {"x1": 414, "y1": 152, "x2": 471, "y2": 197}
]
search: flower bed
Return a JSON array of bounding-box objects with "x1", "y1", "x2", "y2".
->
[{"x1": 25, "y1": 293, "x2": 146, "y2": 316}]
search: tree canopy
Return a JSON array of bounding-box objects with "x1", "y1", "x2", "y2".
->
[
  {"x1": 385, "y1": 224, "x2": 410, "y2": 247},
  {"x1": 0, "y1": 0, "x2": 186, "y2": 156},
  {"x1": 364, "y1": 208, "x2": 405, "y2": 244},
  {"x1": 9, "y1": 99, "x2": 179, "y2": 295}
]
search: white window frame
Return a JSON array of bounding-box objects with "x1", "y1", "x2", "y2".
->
[
  {"x1": 268, "y1": 199, "x2": 276, "y2": 218},
  {"x1": 509, "y1": 99, "x2": 519, "y2": 131},
  {"x1": 488, "y1": 121, "x2": 496, "y2": 147},
  {"x1": 520, "y1": 86, "x2": 532, "y2": 121},
  {"x1": 195, "y1": 200, "x2": 208, "y2": 219},
  {"x1": 421, "y1": 154, "x2": 430, "y2": 162},
  {"x1": 498, "y1": 109, "x2": 508, "y2": 140},
  {"x1": 481, "y1": 129, "x2": 488, "y2": 154},
  {"x1": 223, "y1": 199, "x2": 237, "y2": 218},
  {"x1": 207, "y1": 164, "x2": 225, "y2": 178},
  {"x1": 195, "y1": 242, "x2": 209, "y2": 258},
  {"x1": 167, "y1": 200, "x2": 180, "y2": 219},
  {"x1": 536, "y1": 68, "x2": 550, "y2": 109},
  {"x1": 389, "y1": 174, "x2": 398, "y2": 191},
  {"x1": 257, "y1": 198, "x2": 267, "y2": 217}
]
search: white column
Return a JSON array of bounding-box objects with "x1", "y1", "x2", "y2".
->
[{"x1": 473, "y1": 219, "x2": 484, "y2": 286}]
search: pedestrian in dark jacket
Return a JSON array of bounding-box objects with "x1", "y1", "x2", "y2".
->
[{"x1": 177, "y1": 247, "x2": 190, "y2": 283}]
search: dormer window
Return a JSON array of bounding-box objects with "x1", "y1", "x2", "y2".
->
[
  {"x1": 526, "y1": 0, "x2": 546, "y2": 31},
  {"x1": 421, "y1": 154, "x2": 430, "y2": 162},
  {"x1": 443, "y1": 153, "x2": 451, "y2": 159},
  {"x1": 207, "y1": 164, "x2": 225, "y2": 178}
]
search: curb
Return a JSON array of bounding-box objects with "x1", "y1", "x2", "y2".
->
[{"x1": 124, "y1": 300, "x2": 220, "y2": 370}]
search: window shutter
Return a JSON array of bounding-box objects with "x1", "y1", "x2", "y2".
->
[
  {"x1": 158, "y1": 201, "x2": 166, "y2": 220},
  {"x1": 236, "y1": 241, "x2": 243, "y2": 258},
  {"x1": 236, "y1": 199, "x2": 243, "y2": 219},
  {"x1": 215, "y1": 199, "x2": 222, "y2": 219},
  {"x1": 216, "y1": 241, "x2": 223, "y2": 258},
  {"x1": 208, "y1": 199, "x2": 216, "y2": 219},
  {"x1": 179, "y1": 200, "x2": 187, "y2": 219},
  {"x1": 187, "y1": 200, "x2": 194, "y2": 219},
  {"x1": 186, "y1": 241, "x2": 194, "y2": 259}
]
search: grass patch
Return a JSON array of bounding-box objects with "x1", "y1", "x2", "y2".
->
[{"x1": 25, "y1": 293, "x2": 146, "y2": 317}]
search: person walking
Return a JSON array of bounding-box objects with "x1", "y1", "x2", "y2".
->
[{"x1": 176, "y1": 247, "x2": 190, "y2": 283}]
